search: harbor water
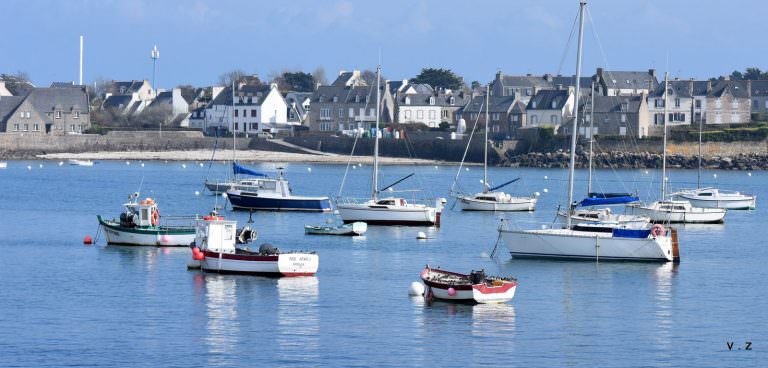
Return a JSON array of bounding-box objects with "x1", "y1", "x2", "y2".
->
[{"x1": 0, "y1": 160, "x2": 764, "y2": 367}]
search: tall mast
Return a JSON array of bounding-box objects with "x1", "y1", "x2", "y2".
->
[
  {"x1": 697, "y1": 96, "x2": 702, "y2": 188},
  {"x1": 232, "y1": 80, "x2": 236, "y2": 165},
  {"x1": 483, "y1": 85, "x2": 489, "y2": 192},
  {"x1": 565, "y1": 0, "x2": 586, "y2": 230},
  {"x1": 661, "y1": 72, "x2": 669, "y2": 199},
  {"x1": 587, "y1": 80, "x2": 595, "y2": 194},
  {"x1": 371, "y1": 65, "x2": 381, "y2": 200}
]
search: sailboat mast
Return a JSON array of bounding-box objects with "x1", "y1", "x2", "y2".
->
[
  {"x1": 661, "y1": 72, "x2": 669, "y2": 199},
  {"x1": 697, "y1": 99, "x2": 702, "y2": 188},
  {"x1": 588, "y1": 80, "x2": 595, "y2": 194},
  {"x1": 372, "y1": 65, "x2": 381, "y2": 200},
  {"x1": 565, "y1": 0, "x2": 586, "y2": 230},
  {"x1": 232, "y1": 80, "x2": 237, "y2": 179},
  {"x1": 484, "y1": 85, "x2": 489, "y2": 193}
]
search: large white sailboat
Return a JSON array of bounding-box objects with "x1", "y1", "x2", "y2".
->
[
  {"x1": 628, "y1": 74, "x2": 727, "y2": 223},
  {"x1": 456, "y1": 86, "x2": 537, "y2": 212},
  {"x1": 500, "y1": 0, "x2": 678, "y2": 262},
  {"x1": 337, "y1": 65, "x2": 444, "y2": 226}
]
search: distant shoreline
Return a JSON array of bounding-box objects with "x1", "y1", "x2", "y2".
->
[{"x1": 33, "y1": 149, "x2": 471, "y2": 166}]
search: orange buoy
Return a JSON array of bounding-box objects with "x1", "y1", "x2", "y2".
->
[{"x1": 83, "y1": 235, "x2": 93, "y2": 245}]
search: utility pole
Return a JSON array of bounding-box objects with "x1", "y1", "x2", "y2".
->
[{"x1": 79, "y1": 36, "x2": 83, "y2": 85}]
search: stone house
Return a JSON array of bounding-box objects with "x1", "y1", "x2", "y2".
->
[
  {"x1": 575, "y1": 94, "x2": 650, "y2": 138},
  {"x1": 490, "y1": 71, "x2": 555, "y2": 104},
  {"x1": 525, "y1": 89, "x2": 574, "y2": 133},
  {"x1": 1, "y1": 85, "x2": 90, "y2": 134},
  {"x1": 308, "y1": 70, "x2": 394, "y2": 132},
  {"x1": 456, "y1": 94, "x2": 523, "y2": 139},
  {"x1": 647, "y1": 79, "x2": 695, "y2": 133},
  {"x1": 285, "y1": 92, "x2": 312, "y2": 125},
  {"x1": 694, "y1": 79, "x2": 751, "y2": 125}
]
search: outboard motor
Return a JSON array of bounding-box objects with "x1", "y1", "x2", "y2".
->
[
  {"x1": 119, "y1": 212, "x2": 136, "y2": 228},
  {"x1": 237, "y1": 226, "x2": 257, "y2": 244},
  {"x1": 258, "y1": 243, "x2": 279, "y2": 255},
  {"x1": 469, "y1": 270, "x2": 486, "y2": 284}
]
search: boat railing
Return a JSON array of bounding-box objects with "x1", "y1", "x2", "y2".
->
[
  {"x1": 335, "y1": 196, "x2": 443, "y2": 207},
  {"x1": 160, "y1": 215, "x2": 201, "y2": 228}
]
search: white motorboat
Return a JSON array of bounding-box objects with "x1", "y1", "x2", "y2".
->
[
  {"x1": 420, "y1": 266, "x2": 518, "y2": 304},
  {"x1": 499, "y1": 1, "x2": 678, "y2": 263},
  {"x1": 454, "y1": 86, "x2": 536, "y2": 212},
  {"x1": 337, "y1": 65, "x2": 443, "y2": 226},
  {"x1": 628, "y1": 200, "x2": 726, "y2": 223},
  {"x1": 190, "y1": 216, "x2": 318, "y2": 277},
  {"x1": 673, "y1": 188, "x2": 756, "y2": 210},
  {"x1": 69, "y1": 159, "x2": 94, "y2": 166},
  {"x1": 225, "y1": 167, "x2": 331, "y2": 211},
  {"x1": 97, "y1": 194, "x2": 196, "y2": 246}
]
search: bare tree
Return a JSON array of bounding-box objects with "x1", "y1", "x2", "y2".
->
[
  {"x1": 312, "y1": 67, "x2": 328, "y2": 87},
  {"x1": 361, "y1": 69, "x2": 386, "y2": 86},
  {"x1": 218, "y1": 69, "x2": 247, "y2": 86}
]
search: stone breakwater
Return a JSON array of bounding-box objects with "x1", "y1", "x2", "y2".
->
[{"x1": 505, "y1": 150, "x2": 768, "y2": 170}]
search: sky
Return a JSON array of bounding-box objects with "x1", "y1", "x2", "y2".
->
[{"x1": 1, "y1": 0, "x2": 765, "y2": 89}]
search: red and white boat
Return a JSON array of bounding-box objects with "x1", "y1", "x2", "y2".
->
[
  {"x1": 190, "y1": 216, "x2": 318, "y2": 277},
  {"x1": 420, "y1": 266, "x2": 518, "y2": 304}
]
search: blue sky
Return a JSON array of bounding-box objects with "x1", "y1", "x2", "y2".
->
[{"x1": 1, "y1": 0, "x2": 764, "y2": 88}]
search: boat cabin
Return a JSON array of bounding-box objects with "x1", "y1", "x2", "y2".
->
[
  {"x1": 373, "y1": 198, "x2": 408, "y2": 207},
  {"x1": 657, "y1": 201, "x2": 689, "y2": 212},
  {"x1": 124, "y1": 197, "x2": 159, "y2": 227},
  {"x1": 233, "y1": 177, "x2": 291, "y2": 197},
  {"x1": 196, "y1": 218, "x2": 237, "y2": 254}
]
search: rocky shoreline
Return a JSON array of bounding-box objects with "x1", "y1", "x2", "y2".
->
[{"x1": 504, "y1": 150, "x2": 768, "y2": 170}]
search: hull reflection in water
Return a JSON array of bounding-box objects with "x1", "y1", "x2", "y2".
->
[
  {"x1": 277, "y1": 277, "x2": 320, "y2": 363},
  {"x1": 204, "y1": 276, "x2": 240, "y2": 367}
]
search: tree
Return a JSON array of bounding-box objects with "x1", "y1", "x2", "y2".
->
[
  {"x1": 410, "y1": 68, "x2": 464, "y2": 90},
  {"x1": 470, "y1": 81, "x2": 481, "y2": 90},
  {"x1": 744, "y1": 67, "x2": 765, "y2": 80},
  {"x1": 218, "y1": 69, "x2": 247, "y2": 86},
  {"x1": 0, "y1": 71, "x2": 33, "y2": 95},
  {"x1": 361, "y1": 69, "x2": 385, "y2": 86},
  {"x1": 730, "y1": 70, "x2": 744, "y2": 80},
  {"x1": 280, "y1": 71, "x2": 315, "y2": 92},
  {"x1": 313, "y1": 67, "x2": 327, "y2": 87}
]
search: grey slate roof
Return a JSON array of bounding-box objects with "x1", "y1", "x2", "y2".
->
[
  {"x1": 50, "y1": 82, "x2": 81, "y2": 88},
  {"x1": 103, "y1": 95, "x2": 133, "y2": 109},
  {"x1": 148, "y1": 91, "x2": 173, "y2": 108},
  {"x1": 312, "y1": 84, "x2": 380, "y2": 104},
  {"x1": 551, "y1": 75, "x2": 593, "y2": 88},
  {"x1": 236, "y1": 84, "x2": 271, "y2": 105},
  {"x1": 461, "y1": 95, "x2": 518, "y2": 114},
  {"x1": 211, "y1": 86, "x2": 233, "y2": 106},
  {"x1": 331, "y1": 72, "x2": 356, "y2": 86},
  {"x1": 581, "y1": 95, "x2": 643, "y2": 113},
  {"x1": 600, "y1": 70, "x2": 658, "y2": 90},
  {"x1": 498, "y1": 75, "x2": 553, "y2": 88},
  {"x1": 708, "y1": 80, "x2": 750, "y2": 98},
  {"x1": 109, "y1": 80, "x2": 145, "y2": 95},
  {"x1": 26, "y1": 87, "x2": 88, "y2": 113},
  {"x1": 526, "y1": 90, "x2": 570, "y2": 110},
  {"x1": 650, "y1": 80, "x2": 693, "y2": 98},
  {"x1": 0, "y1": 96, "x2": 24, "y2": 125},
  {"x1": 750, "y1": 80, "x2": 768, "y2": 97}
]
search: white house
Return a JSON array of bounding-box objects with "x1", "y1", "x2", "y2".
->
[
  {"x1": 396, "y1": 84, "x2": 442, "y2": 128},
  {"x1": 525, "y1": 89, "x2": 574, "y2": 132},
  {"x1": 232, "y1": 83, "x2": 291, "y2": 134},
  {"x1": 102, "y1": 80, "x2": 156, "y2": 115}
]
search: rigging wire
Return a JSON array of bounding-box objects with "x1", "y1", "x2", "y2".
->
[{"x1": 449, "y1": 95, "x2": 485, "y2": 196}]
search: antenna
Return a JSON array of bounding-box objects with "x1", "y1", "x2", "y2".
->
[{"x1": 79, "y1": 36, "x2": 83, "y2": 85}]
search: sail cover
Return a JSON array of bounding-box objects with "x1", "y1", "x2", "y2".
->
[
  {"x1": 579, "y1": 195, "x2": 639, "y2": 207},
  {"x1": 233, "y1": 162, "x2": 268, "y2": 177}
]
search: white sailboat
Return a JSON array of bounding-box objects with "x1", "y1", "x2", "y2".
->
[
  {"x1": 337, "y1": 65, "x2": 444, "y2": 226},
  {"x1": 628, "y1": 73, "x2": 727, "y2": 223},
  {"x1": 457, "y1": 86, "x2": 537, "y2": 211},
  {"x1": 671, "y1": 108, "x2": 756, "y2": 209},
  {"x1": 500, "y1": 0, "x2": 678, "y2": 262}
]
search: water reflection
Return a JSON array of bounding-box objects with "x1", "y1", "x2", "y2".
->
[
  {"x1": 653, "y1": 262, "x2": 678, "y2": 356},
  {"x1": 276, "y1": 277, "x2": 320, "y2": 364},
  {"x1": 204, "y1": 275, "x2": 240, "y2": 367}
]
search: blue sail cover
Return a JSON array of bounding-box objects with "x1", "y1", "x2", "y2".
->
[
  {"x1": 579, "y1": 195, "x2": 639, "y2": 207},
  {"x1": 232, "y1": 162, "x2": 268, "y2": 177}
]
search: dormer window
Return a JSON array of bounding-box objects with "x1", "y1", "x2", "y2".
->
[
  {"x1": 333, "y1": 96, "x2": 338, "y2": 103},
  {"x1": 531, "y1": 101, "x2": 537, "y2": 109},
  {"x1": 74, "y1": 110, "x2": 80, "y2": 119},
  {"x1": 355, "y1": 95, "x2": 360, "y2": 103},
  {"x1": 55, "y1": 111, "x2": 62, "y2": 119},
  {"x1": 366, "y1": 95, "x2": 370, "y2": 103},
  {"x1": 405, "y1": 96, "x2": 411, "y2": 105},
  {"x1": 449, "y1": 96, "x2": 455, "y2": 105},
  {"x1": 120, "y1": 86, "x2": 126, "y2": 94},
  {"x1": 429, "y1": 97, "x2": 435, "y2": 105},
  {"x1": 621, "y1": 102, "x2": 629, "y2": 111},
  {"x1": 551, "y1": 100, "x2": 557, "y2": 109}
]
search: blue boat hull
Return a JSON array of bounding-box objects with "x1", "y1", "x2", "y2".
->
[{"x1": 227, "y1": 193, "x2": 331, "y2": 212}]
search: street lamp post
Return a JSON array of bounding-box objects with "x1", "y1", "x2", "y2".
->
[{"x1": 151, "y1": 45, "x2": 160, "y2": 137}]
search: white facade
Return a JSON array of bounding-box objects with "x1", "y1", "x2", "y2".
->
[
  {"x1": 232, "y1": 84, "x2": 291, "y2": 134},
  {"x1": 397, "y1": 96, "x2": 442, "y2": 128}
]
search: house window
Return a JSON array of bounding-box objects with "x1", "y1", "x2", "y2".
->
[
  {"x1": 551, "y1": 101, "x2": 557, "y2": 109},
  {"x1": 333, "y1": 96, "x2": 338, "y2": 102},
  {"x1": 675, "y1": 98, "x2": 680, "y2": 107},
  {"x1": 619, "y1": 127, "x2": 627, "y2": 136},
  {"x1": 526, "y1": 88, "x2": 532, "y2": 96},
  {"x1": 531, "y1": 101, "x2": 537, "y2": 109},
  {"x1": 338, "y1": 108, "x2": 344, "y2": 118},
  {"x1": 74, "y1": 111, "x2": 80, "y2": 119},
  {"x1": 655, "y1": 99, "x2": 664, "y2": 108},
  {"x1": 442, "y1": 110, "x2": 448, "y2": 118},
  {"x1": 235, "y1": 109, "x2": 239, "y2": 117},
  {"x1": 417, "y1": 110, "x2": 424, "y2": 119},
  {"x1": 349, "y1": 108, "x2": 354, "y2": 117},
  {"x1": 512, "y1": 115, "x2": 519, "y2": 122},
  {"x1": 449, "y1": 97, "x2": 455, "y2": 105},
  {"x1": 621, "y1": 114, "x2": 626, "y2": 123},
  {"x1": 251, "y1": 123, "x2": 258, "y2": 129},
  {"x1": 243, "y1": 109, "x2": 246, "y2": 117},
  {"x1": 13, "y1": 124, "x2": 19, "y2": 131},
  {"x1": 429, "y1": 97, "x2": 435, "y2": 105},
  {"x1": 251, "y1": 110, "x2": 256, "y2": 117},
  {"x1": 234, "y1": 123, "x2": 239, "y2": 130},
  {"x1": 530, "y1": 115, "x2": 538, "y2": 124},
  {"x1": 55, "y1": 111, "x2": 62, "y2": 119},
  {"x1": 24, "y1": 124, "x2": 28, "y2": 131},
  {"x1": 695, "y1": 99, "x2": 702, "y2": 108},
  {"x1": 355, "y1": 95, "x2": 360, "y2": 103},
  {"x1": 765, "y1": 100, "x2": 768, "y2": 109},
  {"x1": 26, "y1": 112, "x2": 30, "y2": 118},
  {"x1": 405, "y1": 96, "x2": 411, "y2": 105},
  {"x1": 550, "y1": 115, "x2": 558, "y2": 124},
  {"x1": 70, "y1": 124, "x2": 75, "y2": 131},
  {"x1": 33, "y1": 124, "x2": 39, "y2": 131},
  {"x1": 429, "y1": 111, "x2": 436, "y2": 119},
  {"x1": 493, "y1": 113, "x2": 500, "y2": 121},
  {"x1": 320, "y1": 108, "x2": 331, "y2": 119},
  {"x1": 405, "y1": 110, "x2": 411, "y2": 119},
  {"x1": 19, "y1": 112, "x2": 24, "y2": 118},
  {"x1": 369, "y1": 108, "x2": 375, "y2": 116}
]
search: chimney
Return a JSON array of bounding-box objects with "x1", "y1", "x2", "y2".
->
[
  {"x1": 597, "y1": 67, "x2": 604, "y2": 79},
  {"x1": 706, "y1": 81, "x2": 712, "y2": 93},
  {"x1": 496, "y1": 70, "x2": 503, "y2": 80},
  {"x1": 556, "y1": 84, "x2": 563, "y2": 90},
  {"x1": 723, "y1": 75, "x2": 730, "y2": 81},
  {"x1": 747, "y1": 80, "x2": 752, "y2": 96},
  {"x1": 544, "y1": 73, "x2": 553, "y2": 82},
  {"x1": 648, "y1": 68, "x2": 656, "y2": 79}
]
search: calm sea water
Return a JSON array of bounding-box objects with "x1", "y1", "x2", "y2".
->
[{"x1": 0, "y1": 160, "x2": 765, "y2": 367}]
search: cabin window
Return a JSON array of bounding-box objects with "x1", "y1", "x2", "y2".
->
[
  {"x1": 674, "y1": 206, "x2": 686, "y2": 210},
  {"x1": 142, "y1": 208, "x2": 149, "y2": 221},
  {"x1": 224, "y1": 225, "x2": 234, "y2": 240},
  {"x1": 699, "y1": 192, "x2": 713, "y2": 196}
]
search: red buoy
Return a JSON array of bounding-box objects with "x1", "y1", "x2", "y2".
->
[{"x1": 83, "y1": 235, "x2": 93, "y2": 245}]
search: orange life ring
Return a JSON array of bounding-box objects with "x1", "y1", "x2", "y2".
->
[
  {"x1": 651, "y1": 224, "x2": 665, "y2": 237},
  {"x1": 151, "y1": 209, "x2": 159, "y2": 226}
]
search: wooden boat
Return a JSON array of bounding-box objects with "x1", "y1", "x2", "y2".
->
[
  {"x1": 304, "y1": 221, "x2": 367, "y2": 236},
  {"x1": 191, "y1": 216, "x2": 318, "y2": 277},
  {"x1": 420, "y1": 265, "x2": 518, "y2": 304},
  {"x1": 97, "y1": 194, "x2": 196, "y2": 246}
]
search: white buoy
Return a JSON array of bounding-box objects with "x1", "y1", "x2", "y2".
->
[
  {"x1": 27, "y1": 165, "x2": 32, "y2": 170},
  {"x1": 644, "y1": 170, "x2": 649, "y2": 174},
  {"x1": 479, "y1": 179, "x2": 484, "y2": 184},
  {"x1": 39, "y1": 164, "x2": 43, "y2": 168},
  {"x1": 182, "y1": 164, "x2": 187, "y2": 169},
  {"x1": 221, "y1": 192, "x2": 228, "y2": 198},
  {"x1": 543, "y1": 188, "x2": 549, "y2": 193},
  {"x1": 199, "y1": 163, "x2": 204, "y2": 167},
  {"x1": 409, "y1": 282, "x2": 425, "y2": 296},
  {"x1": 541, "y1": 224, "x2": 549, "y2": 230},
  {"x1": 352, "y1": 165, "x2": 356, "y2": 169},
  {"x1": 434, "y1": 165, "x2": 438, "y2": 170},
  {"x1": 58, "y1": 161, "x2": 63, "y2": 166},
  {"x1": 544, "y1": 175, "x2": 548, "y2": 180},
  {"x1": 126, "y1": 161, "x2": 130, "y2": 165},
  {"x1": 141, "y1": 163, "x2": 145, "y2": 167},
  {"x1": 416, "y1": 231, "x2": 427, "y2": 239},
  {"x1": 713, "y1": 174, "x2": 718, "y2": 178},
  {"x1": 480, "y1": 251, "x2": 490, "y2": 258},
  {"x1": 748, "y1": 172, "x2": 752, "y2": 177},
  {"x1": 664, "y1": 177, "x2": 669, "y2": 181},
  {"x1": 307, "y1": 167, "x2": 312, "y2": 172},
  {"x1": 194, "y1": 191, "x2": 200, "y2": 196},
  {"x1": 534, "y1": 191, "x2": 541, "y2": 197},
  {"x1": 387, "y1": 187, "x2": 394, "y2": 192},
  {"x1": 465, "y1": 167, "x2": 470, "y2": 171}
]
